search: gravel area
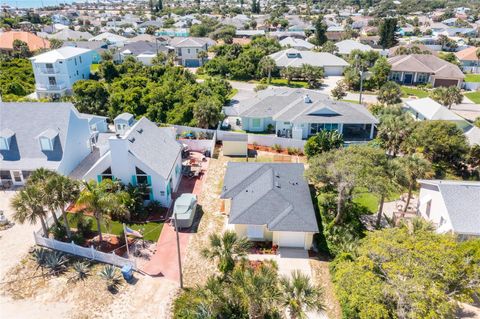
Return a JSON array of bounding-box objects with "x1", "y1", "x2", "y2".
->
[
  {"x1": 181, "y1": 155, "x2": 228, "y2": 287},
  {"x1": 310, "y1": 258, "x2": 342, "y2": 319}
]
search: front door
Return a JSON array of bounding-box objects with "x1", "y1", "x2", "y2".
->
[
  {"x1": 10, "y1": 170, "x2": 24, "y2": 185},
  {"x1": 404, "y1": 73, "x2": 413, "y2": 84}
]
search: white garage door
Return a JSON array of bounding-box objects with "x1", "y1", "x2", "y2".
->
[
  {"x1": 324, "y1": 66, "x2": 345, "y2": 76},
  {"x1": 278, "y1": 232, "x2": 305, "y2": 248}
]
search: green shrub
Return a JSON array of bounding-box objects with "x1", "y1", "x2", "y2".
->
[
  {"x1": 254, "y1": 83, "x2": 268, "y2": 92},
  {"x1": 51, "y1": 223, "x2": 67, "y2": 241},
  {"x1": 272, "y1": 144, "x2": 283, "y2": 152}
]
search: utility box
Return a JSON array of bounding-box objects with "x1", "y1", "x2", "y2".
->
[{"x1": 121, "y1": 264, "x2": 133, "y2": 281}]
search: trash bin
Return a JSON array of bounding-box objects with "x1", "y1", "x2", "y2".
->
[{"x1": 121, "y1": 264, "x2": 133, "y2": 281}]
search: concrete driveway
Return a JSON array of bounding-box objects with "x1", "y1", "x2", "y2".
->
[
  {"x1": 318, "y1": 76, "x2": 344, "y2": 96},
  {"x1": 249, "y1": 248, "x2": 328, "y2": 319}
]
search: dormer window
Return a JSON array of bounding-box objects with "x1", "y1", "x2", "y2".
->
[
  {"x1": 0, "y1": 137, "x2": 8, "y2": 150},
  {"x1": 0, "y1": 128, "x2": 14, "y2": 151},
  {"x1": 38, "y1": 129, "x2": 58, "y2": 151}
]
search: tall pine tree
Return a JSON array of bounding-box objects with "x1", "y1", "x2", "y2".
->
[
  {"x1": 314, "y1": 16, "x2": 327, "y2": 46},
  {"x1": 379, "y1": 18, "x2": 398, "y2": 49}
]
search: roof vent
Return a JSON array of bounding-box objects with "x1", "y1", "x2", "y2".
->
[
  {"x1": 137, "y1": 128, "x2": 143, "y2": 134},
  {"x1": 128, "y1": 137, "x2": 135, "y2": 143},
  {"x1": 275, "y1": 181, "x2": 280, "y2": 188},
  {"x1": 304, "y1": 94, "x2": 312, "y2": 103},
  {"x1": 116, "y1": 133, "x2": 121, "y2": 138}
]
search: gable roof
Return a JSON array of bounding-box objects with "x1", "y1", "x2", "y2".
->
[
  {"x1": 388, "y1": 54, "x2": 465, "y2": 79},
  {"x1": 30, "y1": 47, "x2": 92, "y2": 63},
  {"x1": 169, "y1": 37, "x2": 215, "y2": 48},
  {"x1": 122, "y1": 118, "x2": 181, "y2": 179},
  {"x1": 221, "y1": 163, "x2": 318, "y2": 232},
  {"x1": 119, "y1": 41, "x2": 169, "y2": 56},
  {"x1": 279, "y1": 37, "x2": 314, "y2": 50},
  {"x1": 419, "y1": 180, "x2": 480, "y2": 235},
  {"x1": 455, "y1": 46, "x2": 480, "y2": 61},
  {"x1": 269, "y1": 49, "x2": 349, "y2": 68},
  {"x1": 335, "y1": 39, "x2": 372, "y2": 55},
  {"x1": 405, "y1": 98, "x2": 466, "y2": 122},
  {"x1": 0, "y1": 31, "x2": 50, "y2": 51},
  {"x1": 0, "y1": 102, "x2": 80, "y2": 170},
  {"x1": 47, "y1": 29, "x2": 93, "y2": 41},
  {"x1": 89, "y1": 32, "x2": 127, "y2": 43},
  {"x1": 239, "y1": 88, "x2": 378, "y2": 125},
  {"x1": 388, "y1": 43, "x2": 438, "y2": 56}
]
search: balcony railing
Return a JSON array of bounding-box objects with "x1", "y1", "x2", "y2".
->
[
  {"x1": 36, "y1": 83, "x2": 67, "y2": 91},
  {"x1": 37, "y1": 67, "x2": 60, "y2": 74}
]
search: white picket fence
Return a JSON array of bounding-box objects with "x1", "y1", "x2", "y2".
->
[{"x1": 33, "y1": 232, "x2": 137, "y2": 269}]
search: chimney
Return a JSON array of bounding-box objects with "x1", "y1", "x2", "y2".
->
[
  {"x1": 108, "y1": 135, "x2": 133, "y2": 184},
  {"x1": 304, "y1": 94, "x2": 312, "y2": 103}
]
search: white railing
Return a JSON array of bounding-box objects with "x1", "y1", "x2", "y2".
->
[
  {"x1": 33, "y1": 232, "x2": 137, "y2": 269},
  {"x1": 36, "y1": 83, "x2": 67, "y2": 91},
  {"x1": 34, "y1": 210, "x2": 136, "y2": 269},
  {"x1": 38, "y1": 67, "x2": 60, "y2": 74}
]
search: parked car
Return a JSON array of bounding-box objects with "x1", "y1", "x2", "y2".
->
[{"x1": 173, "y1": 193, "x2": 198, "y2": 229}]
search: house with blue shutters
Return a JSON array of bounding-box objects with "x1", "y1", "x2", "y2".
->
[{"x1": 81, "y1": 114, "x2": 183, "y2": 207}]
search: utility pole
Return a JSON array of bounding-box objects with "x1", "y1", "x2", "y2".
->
[
  {"x1": 173, "y1": 213, "x2": 183, "y2": 289},
  {"x1": 359, "y1": 67, "x2": 364, "y2": 105}
]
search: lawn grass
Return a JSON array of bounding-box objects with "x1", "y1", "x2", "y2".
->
[
  {"x1": 465, "y1": 74, "x2": 480, "y2": 83},
  {"x1": 227, "y1": 88, "x2": 239, "y2": 100},
  {"x1": 340, "y1": 99, "x2": 361, "y2": 104},
  {"x1": 465, "y1": 92, "x2": 480, "y2": 104},
  {"x1": 90, "y1": 64, "x2": 100, "y2": 74},
  {"x1": 401, "y1": 86, "x2": 430, "y2": 98},
  {"x1": 266, "y1": 78, "x2": 309, "y2": 88},
  {"x1": 67, "y1": 213, "x2": 164, "y2": 242},
  {"x1": 353, "y1": 187, "x2": 402, "y2": 213}
]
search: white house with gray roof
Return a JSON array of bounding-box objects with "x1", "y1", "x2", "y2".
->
[
  {"x1": 269, "y1": 49, "x2": 348, "y2": 76},
  {"x1": 238, "y1": 88, "x2": 378, "y2": 141},
  {"x1": 418, "y1": 180, "x2": 480, "y2": 238},
  {"x1": 81, "y1": 114, "x2": 182, "y2": 207},
  {"x1": 30, "y1": 47, "x2": 94, "y2": 98},
  {"x1": 169, "y1": 37, "x2": 216, "y2": 67},
  {"x1": 0, "y1": 102, "x2": 98, "y2": 185},
  {"x1": 221, "y1": 162, "x2": 318, "y2": 249}
]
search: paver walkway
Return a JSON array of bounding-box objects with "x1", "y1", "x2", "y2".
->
[{"x1": 140, "y1": 156, "x2": 209, "y2": 281}]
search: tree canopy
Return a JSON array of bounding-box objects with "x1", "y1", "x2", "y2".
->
[{"x1": 332, "y1": 222, "x2": 480, "y2": 319}]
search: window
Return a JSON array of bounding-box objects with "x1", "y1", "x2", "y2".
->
[
  {"x1": 99, "y1": 167, "x2": 113, "y2": 181},
  {"x1": 48, "y1": 77, "x2": 56, "y2": 85},
  {"x1": 440, "y1": 216, "x2": 446, "y2": 226},
  {"x1": 390, "y1": 72, "x2": 402, "y2": 82},
  {"x1": 196, "y1": 48, "x2": 199, "y2": 53},
  {"x1": 134, "y1": 167, "x2": 152, "y2": 200},
  {"x1": 39, "y1": 137, "x2": 53, "y2": 151},
  {"x1": 416, "y1": 73, "x2": 429, "y2": 83},
  {"x1": 187, "y1": 49, "x2": 190, "y2": 54},
  {"x1": 247, "y1": 225, "x2": 264, "y2": 239},
  {"x1": 309, "y1": 123, "x2": 339, "y2": 135},
  {"x1": 426, "y1": 200, "x2": 432, "y2": 217},
  {"x1": 74, "y1": 58, "x2": 77, "y2": 66},
  {"x1": 79, "y1": 56, "x2": 82, "y2": 63},
  {"x1": 175, "y1": 164, "x2": 181, "y2": 177},
  {"x1": 76, "y1": 70, "x2": 79, "y2": 76},
  {"x1": 0, "y1": 137, "x2": 8, "y2": 150},
  {"x1": 251, "y1": 118, "x2": 261, "y2": 128}
]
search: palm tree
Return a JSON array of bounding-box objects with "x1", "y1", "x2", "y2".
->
[
  {"x1": 76, "y1": 180, "x2": 129, "y2": 244},
  {"x1": 396, "y1": 154, "x2": 431, "y2": 213},
  {"x1": 279, "y1": 270, "x2": 325, "y2": 319},
  {"x1": 258, "y1": 56, "x2": 276, "y2": 84},
  {"x1": 27, "y1": 168, "x2": 60, "y2": 224},
  {"x1": 430, "y1": 86, "x2": 463, "y2": 109},
  {"x1": 201, "y1": 230, "x2": 252, "y2": 276},
  {"x1": 376, "y1": 111, "x2": 414, "y2": 157},
  {"x1": 230, "y1": 260, "x2": 281, "y2": 318},
  {"x1": 11, "y1": 184, "x2": 49, "y2": 237},
  {"x1": 476, "y1": 48, "x2": 480, "y2": 73},
  {"x1": 46, "y1": 175, "x2": 80, "y2": 239},
  {"x1": 281, "y1": 66, "x2": 298, "y2": 85}
]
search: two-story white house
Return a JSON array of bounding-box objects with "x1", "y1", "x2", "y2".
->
[
  {"x1": 30, "y1": 47, "x2": 94, "y2": 99},
  {"x1": 169, "y1": 37, "x2": 216, "y2": 67},
  {"x1": 81, "y1": 114, "x2": 183, "y2": 207},
  {"x1": 0, "y1": 102, "x2": 103, "y2": 186},
  {"x1": 417, "y1": 180, "x2": 480, "y2": 239}
]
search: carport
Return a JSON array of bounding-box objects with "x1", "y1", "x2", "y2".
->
[{"x1": 222, "y1": 133, "x2": 248, "y2": 157}]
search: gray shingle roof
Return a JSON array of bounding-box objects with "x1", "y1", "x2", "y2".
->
[
  {"x1": 0, "y1": 102, "x2": 75, "y2": 170},
  {"x1": 221, "y1": 163, "x2": 319, "y2": 232},
  {"x1": 239, "y1": 88, "x2": 379, "y2": 125},
  {"x1": 269, "y1": 49, "x2": 349, "y2": 68},
  {"x1": 123, "y1": 118, "x2": 181, "y2": 179},
  {"x1": 419, "y1": 180, "x2": 480, "y2": 235},
  {"x1": 120, "y1": 40, "x2": 169, "y2": 55}
]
